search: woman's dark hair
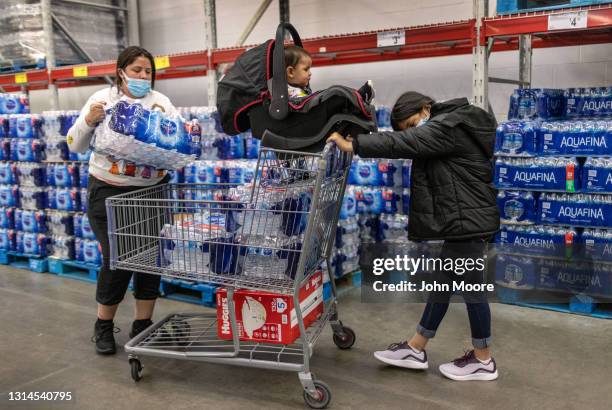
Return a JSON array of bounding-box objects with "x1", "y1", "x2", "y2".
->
[
  {"x1": 391, "y1": 91, "x2": 435, "y2": 131},
  {"x1": 284, "y1": 45, "x2": 311, "y2": 68},
  {"x1": 115, "y1": 46, "x2": 156, "y2": 89}
]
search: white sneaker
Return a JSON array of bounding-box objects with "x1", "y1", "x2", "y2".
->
[
  {"x1": 439, "y1": 350, "x2": 498, "y2": 381},
  {"x1": 373, "y1": 341, "x2": 428, "y2": 369}
]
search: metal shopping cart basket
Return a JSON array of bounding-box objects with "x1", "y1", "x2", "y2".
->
[{"x1": 106, "y1": 141, "x2": 356, "y2": 408}]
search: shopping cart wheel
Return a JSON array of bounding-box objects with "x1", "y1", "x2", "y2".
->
[
  {"x1": 303, "y1": 380, "x2": 331, "y2": 409},
  {"x1": 130, "y1": 358, "x2": 143, "y2": 382},
  {"x1": 332, "y1": 326, "x2": 355, "y2": 350}
]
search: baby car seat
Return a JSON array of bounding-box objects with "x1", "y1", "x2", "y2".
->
[{"x1": 216, "y1": 23, "x2": 377, "y2": 152}]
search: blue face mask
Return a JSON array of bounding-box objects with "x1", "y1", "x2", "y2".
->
[
  {"x1": 417, "y1": 117, "x2": 429, "y2": 127},
  {"x1": 121, "y1": 71, "x2": 151, "y2": 98}
]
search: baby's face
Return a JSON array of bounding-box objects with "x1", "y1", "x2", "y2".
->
[{"x1": 288, "y1": 56, "x2": 312, "y2": 88}]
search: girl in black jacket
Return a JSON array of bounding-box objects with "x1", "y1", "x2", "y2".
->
[{"x1": 328, "y1": 92, "x2": 500, "y2": 381}]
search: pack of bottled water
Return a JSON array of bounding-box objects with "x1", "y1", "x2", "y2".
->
[
  {"x1": 79, "y1": 188, "x2": 88, "y2": 212},
  {"x1": 0, "y1": 116, "x2": 9, "y2": 138},
  {"x1": 41, "y1": 111, "x2": 61, "y2": 137},
  {"x1": 47, "y1": 187, "x2": 81, "y2": 211},
  {"x1": 68, "y1": 149, "x2": 92, "y2": 162},
  {"x1": 75, "y1": 238, "x2": 102, "y2": 265},
  {"x1": 0, "y1": 161, "x2": 16, "y2": 184},
  {"x1": 508, "y1": 88, "x2": 565, "y2": 120},
  {"x1": 565, "y1": 87, "x2": 612, "y2": 118},
  {"x1": 379, "y1": 213, "x2": 409, "y2": 243},
  {"x1": 73, "y1": 213, "x2": 95, "y2": 239},
  {"x1": 495, "y1": 157, "x2": 580, "y2": 192},
  {"x1": 349, "y1": 158, "x2": 401, "y2": 187},
  {"x1": 15, "y1": 209, "x2": 46, "y2": 233},
  {"x1": 495, "y1": 121, "x2": 538, "y2": 156},
  {"x1": 332, "y1": 244, "x2": 360, "y2": 278},
  {"x1": 215, "y1": 134, "x2": 246, "y2": 160},
  {"x1": 402, "y1": 159, "x2": 411, "y2": 187},
  {"x1": 46, "y1": 163, "x2": 80, "y2": 188},
  {"x1": 79, "y1": 163, "x2": 89, "y2": 188},
  {"x1": 0, "y1": 207, "x2": 14, "y2": 229},
  {"x1": 496, "y1": 223, "x2": 579, "y2": 257},
  {"x1": 494, "y1": 254, "x2": 537, "y2": 290},
  {"x1": 10, "y1": 138, "x2": 45, "y2": 162},
  {"x1": 336, "y1": 216, "x2": 360, "y2": 248},
  {"x1": 46, "y1": 210, "x2": 74, "y2": 236},
  {"x1": 538, "y1": 192, "x2": 612, "y2": 227},
  {"x1": 582, "y1": 158, "x2": 612, "y2": 192},
  {"x1": 358, "y1": 214, "x2": 380, "y2": 243},
  {"x1": 339, "y1": 187, "x2": 357, "y2": 220},
  {"x1": 0, "y1": 228, "x2": 16, "y2": 251},
  {"x1": 0, "y1": 94, "x2": 30, "y2": 115},
  {"x1": 401, "y1": 188, "x2": 410, "y2": 215},
  {"x1": 237, "y1": 234, "x2": 304, "y2": 280},
  {"x1": 580, "y1": 228, "x2": 612, "y2": 262},
  {"x1": 58, "y1": 111, "x2": 80, "y2": 137},
  {"x1": 92, "y1": 101, "x2": 202, "y2": 170},
  {"x1": 16, "y1": 232, "x2": 49, "y2": 257},
  {"x1": 539, "y1": 119, "x2": 611, "y2": 156},
  {"x1": 0, "y1": 139, "x2": 10, "y2": 161},
  {"x1": 239, "y1": 183, "x2": 313, "y2": 238},
  {"x1": 537, "y1": 258, "x2": 612, "y2": 297},
  {"x1": 6, "y1": 114, "x2": 43, "y2": 138},
  {"x1": 16, "y1": 163, "x2": 46, "y2": 186},
  {"x1": 0, "y1": 185, "x2": 19, "y2": 207},
  {"x1": 19, "y1": 186, "x2": 47, "y2": 210},
  {"x1": 497, "y1": 190, "x2": 537, "y2": 224},
  {"x1": 375, "y1": 105, "x2": 391, "y2": 128},
  {"x1": 243, "y1": 131, "x2": 261, "y2": 159},
  {"x1": 50, "y1": 235, "x2": 75, "y2": 260},
  {"x1": 44, "y1": 137, "x2": 70, "y2": 161},
  {"x1": 354, "y1": 186, "x2": 383, "y2": 214}
]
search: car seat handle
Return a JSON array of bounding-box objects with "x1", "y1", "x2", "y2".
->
[{"x1": 269, "y1": 23, "x2": 303, "y2": 121}]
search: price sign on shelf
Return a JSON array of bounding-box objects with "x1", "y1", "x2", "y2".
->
[
  {"x1": 14, "y1": 72, "x2": 27, "y2": 84},
  {"x1": 547, "y1": 11, "x2": 588, "y2": 31},
  {"x1": 154, "y1": 55, "x2": 170, "y2": 70},
  {"x1": 377, "y1": 30, "x2": 406, "y2": 48},
  {"x1": 73, "y1": 66, "x2": 88, "y2": 77}
]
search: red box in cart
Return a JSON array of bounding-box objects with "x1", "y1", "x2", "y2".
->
[{"x1": 216, "y1": 271, "x2": 324, "y2": 345}]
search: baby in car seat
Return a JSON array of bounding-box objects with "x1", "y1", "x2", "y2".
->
[{"x1": 283, "y1": 45, "x2": 375, "y2": 105}]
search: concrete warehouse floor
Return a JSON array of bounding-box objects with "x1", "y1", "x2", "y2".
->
[{"x1": 1, "y1": 265, "x2": 611, "y2": 410}]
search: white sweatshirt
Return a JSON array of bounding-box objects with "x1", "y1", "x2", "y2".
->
[{"x1": 67, "y1": 86, "x2": 179, "y2": 186}]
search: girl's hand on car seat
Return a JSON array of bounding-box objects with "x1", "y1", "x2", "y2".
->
[{"x1": 327, "y1": 132, "x2": 354, "y2": 153}]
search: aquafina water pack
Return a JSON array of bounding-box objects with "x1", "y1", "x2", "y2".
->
[
  {"x1": 497, "y1": 190, "x2": 536, "y2": 224},
  {"x1": 496, "y1": 121, "x2": 537, "y2": 155}
]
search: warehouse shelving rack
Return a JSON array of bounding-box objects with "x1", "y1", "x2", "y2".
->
[{"x1": 0, "y1": 1, "x2": 609, "y2": 110}]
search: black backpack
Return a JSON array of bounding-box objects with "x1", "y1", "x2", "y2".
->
[{"x1": 216, "y1": 23, "x2": 303, "y2": 136}]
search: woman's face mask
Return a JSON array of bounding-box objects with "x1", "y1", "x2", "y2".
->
[
  {"x1": 417, "y1": 116, "x2": 429, "y2": 127},
  {"x1": 120, "y1": 69, "x2": 151, "y2": 98}
]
